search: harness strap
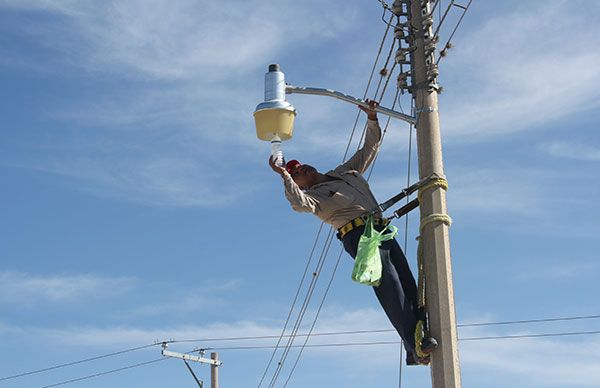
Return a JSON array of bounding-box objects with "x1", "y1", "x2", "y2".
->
[{"x1": 378, "y1": 173, "x2": 447, "y2": 213}]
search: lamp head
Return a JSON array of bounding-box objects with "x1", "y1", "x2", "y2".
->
[{"x1": 253, "y1": 64, "x2": 297, "y2": 141}]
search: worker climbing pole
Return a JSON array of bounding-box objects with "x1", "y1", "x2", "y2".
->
[{"x1": 253, "y1": 0, "x2": 466, "y2": 386}]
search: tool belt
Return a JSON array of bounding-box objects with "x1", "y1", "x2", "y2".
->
[{"x1": 337, "y1": 216, "x2": 389, "y2": 240}]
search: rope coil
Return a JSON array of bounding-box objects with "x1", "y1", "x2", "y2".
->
[{"x1": 414, "y1": 176, "x2": 451, "y2": 359}]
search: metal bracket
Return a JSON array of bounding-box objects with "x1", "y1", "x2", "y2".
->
[
  {"x1": 285, "y1": 85, "x2": 416, "y2": 125},
  {"x1": 162, "y1": 349, "x2": 223, "y2": 366},
  {"x1": 416, "y1": 106, "x2": 438, "y2": 113},
  {"x1": 183, "y1": 360, "x2": 204, "y2": 388}
]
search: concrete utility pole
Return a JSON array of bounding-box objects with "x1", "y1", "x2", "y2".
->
[
  {"x1": 210, "y1": 352, "x2": 219, "y2": 388},
  {"x1": 408, "y1": 0, "x2": 462, "y2": 387},
  {"x1": 161, "y1": 344, "x2": 221, "y2": 388}
]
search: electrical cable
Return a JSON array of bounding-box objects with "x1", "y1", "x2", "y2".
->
[
  {"x1": 172, "y1": 313, "x2": 600, "y2": 344},
  {"x1": 40, "y1": 358, "x2": 166, "y2": 388},
  {"x1": 278, "y1": 47, "x2": 403, "y2": 385},
  {"x1": 282, "y1": 248, "x2": 345, "y2": 387},
  {"x1": 0, "y1": 342, "x2": 159, "y2": 382},
  {"x1": 32, "y1": 328, "x2": 600, "y2": 387},
  {"x1": 436, "y1": 0, "x2": 473, "y2": 65},
  {"x1": 433, "y1": 0, "x2": 455, "y2": 38},
  {"x1": 204, "y1": 330, "x2": 600, "y2": 351},
  {"x1": 3, "y1": 314, "x2": 598, "y2": 385},
  {"x1": 342, "y1": 12, "x2": 395, "y2": 160},
  {"x1": 261, "y1": 12, "x2": 398, "y2": 388},
  {"x1": 266, "y1": 230, "x2": 336, "y2": 388},
  {"x1": 255, "y1": 222, "x2": 325, "y2": 387}
]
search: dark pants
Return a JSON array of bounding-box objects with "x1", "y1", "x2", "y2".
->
[{"x1": 341, "y1": 225, "x2": 419, "y2": 354}]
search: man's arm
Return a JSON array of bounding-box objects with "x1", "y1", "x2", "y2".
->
[
  {"x1": 269, "y1": 157, "x2": 320, "y2": 213},
  {"x1": 336, "y1": 101, "x2": 382, "y2": 174}
]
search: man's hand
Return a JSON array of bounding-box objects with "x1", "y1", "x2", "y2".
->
[
  {"x1": 269, "y1": 156, "x2": 286, "y2": 176},
  {"x1": 358, "y1": 99, "x2": 379, "y2": 120}
]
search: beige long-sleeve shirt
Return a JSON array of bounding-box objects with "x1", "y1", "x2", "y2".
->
[{"x1": 282, "y1": 119, "x2": 382, "y2": 230}]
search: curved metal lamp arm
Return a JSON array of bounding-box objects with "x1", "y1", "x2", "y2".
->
[{"x1": 285, "y1": 85, "x2": 416, "y2": 125}]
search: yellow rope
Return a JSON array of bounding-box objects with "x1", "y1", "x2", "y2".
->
[
  {"x1": 414, "y1": 177, "x2": 451, "y2": 360},
  {"x1": 417, "y1": 177, "x2": 448, "y2": 204}
]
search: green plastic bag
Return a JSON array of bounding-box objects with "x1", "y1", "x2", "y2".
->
[{"x1": 351, "y1": 215, "x2": 398, "y2": 287}]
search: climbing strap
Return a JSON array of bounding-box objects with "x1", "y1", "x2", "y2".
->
[
  {"x1": 414, "y1": 176, "x2": 452, "y2": 359},
  {"x1": 379, "y1": 173, "x2": 449, "y2": 218}
]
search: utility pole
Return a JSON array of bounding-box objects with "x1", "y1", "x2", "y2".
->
[
  {"x1": 161, "y1": 344, "x2": 221, "y2": 388},
  {"x1": 210, "y1": 352, "x2": 219, "y2": 388},
  {"x1": 407, "y1": 0, "x2": 462, "y2": 386}
]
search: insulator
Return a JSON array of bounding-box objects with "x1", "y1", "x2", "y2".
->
[
  {"x1": 398, "y1": 80, "x2": 409, "y2": 89},
  {"x1": 427, "y1": 64, "x2": 439, "y2": 78},
  {"x1": 392, "y1": 0, "x2": 406, "y2": 16},
  {"x1": 380, "y1": 68, "x2": 389, "y2": 77},
  {"x1": 394, "y1": 27, "x2": 405, "y2": 40},
  {"x1": 437, "y1": 86, "x2": 444, "y2": 94},
  {"x1": 424, "y1": 54, "x2": 433, "y2": 66},
  {"x1": 424, "y1": 35, "x2": 440, "y2": 45},
  {"x1": 422, "y1": 16, "x2": 433, "y2": 28},
  {"x1": 395, "y1": 21, "x2": 409, "y2": 29},
  {"x1": 427, "y1": 80, "x2": 439, "y2": 92},
  {"x1": 397, "y1": 72, "x2": 409, "y2": 88},
  {"x1": 446, "y1": 42, "x2": 454, "y2": 49},
  {"x1": 439, "y1": 49, "x2": 447, "y2": 57},
  {"x1": 396, "y1": 47, "x2": 410, "y2": 56},
  {"x1": 395, "y1": 51, "x2": 409, "y2": 65}
]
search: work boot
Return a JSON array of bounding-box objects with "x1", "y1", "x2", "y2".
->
[
  {"x1": 420, "y1": 336, "x2": 438, "y2": 354},
  {"x1": 406, "y1": 351, "x2": 430, "y2": 366}
]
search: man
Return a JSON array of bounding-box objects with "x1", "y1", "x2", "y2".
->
[{"x1": 268, "y1": 100, "x2": 437, "y2": 365}]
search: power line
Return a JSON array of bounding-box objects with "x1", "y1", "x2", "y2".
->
[
  {"x1": 0, "y1": 342, "x2": 159, "y2": 382},
  {"x1": 3, "y1": 315, "x2": 598, "y2": 386},
  {"x1": 458, "y1": 314, "x2": 600, "y2": 328},
  {"x1": 4, "y1": 313, "x2": 597, "y2": 384},
  {"x1": 436, "y1": 0, "x2": 474, "y2": 65},
  {"x1": 460, "y1": 330, "x2": 600, "y2": 341},
  {"x1": 21, "y1": 330, "x2": 600, "y2": 388},
  {"x1": 282, "y1": 249, "x2": 345, "y2": 387},
  {"x1": 261, "y1": 12, "x2": 400, "y2": 388},
  {"x1": 177, "y1": 313, "x2": 600, "y2": 344},
  {"x1": 40, "y1": 358, "x2": 166, "y2": 388},
  {"x1": 255, "y1": 222, "x2": 325, "y2": 388},
  {"x1": 201, "y1": 330, "x2": 600, "y2": 351}
]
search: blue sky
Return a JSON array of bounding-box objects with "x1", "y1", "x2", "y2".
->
[{"x1": 1, "y1": 1, "x2": 599, "y2": 387}]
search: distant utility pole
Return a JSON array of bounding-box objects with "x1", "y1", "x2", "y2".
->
[
  {"x1": 406, "y1": 0, "x2": 462, "y2": 387},
  {"x1": 211, "y1": 352, "x2": 219, "y2": 388},
  {"x1": 161, "y1": 344, "x2": 221, "y2": 388}
]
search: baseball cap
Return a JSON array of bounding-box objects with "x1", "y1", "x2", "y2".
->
[{"x1": 285, "y1": 159, "x2": 302, "y2": 174}]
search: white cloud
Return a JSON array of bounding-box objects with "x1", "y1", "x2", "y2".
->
[
  {"x1": 3, "y1": 308, "x2": 600, "y2": 386},
  {"x1": 0, "y1": 0, "x2": 357, "y2": 80},
  {"x1": 371, "y1": 166, "x2": 545, "y2": 219},
  {"x1": 513, "y1": 259, "x2": 599, "y2": 281},
  {"x1": 460, "y1": 330, "x2": 600, "y2": 387},
  {"x1": 0, "y1": 271, "x2": 134, "y2": 304},
  {"x1": 540, "y1": 141, "x2": 600, "y2": 162},
  {"x1": 5, "y1": 154, "x2": 249, "y2": 207},
  {"x1": 0, "y1": 0, "x2": 363, "y2": 208},
  {"x1": 447, "y1": 167, "x2": 543, "y2": 217},
  {"x1": 441, "y1": 1, "x2": 600, "y2": 141}
]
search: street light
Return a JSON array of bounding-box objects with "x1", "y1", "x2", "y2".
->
[
  {"x1": 253, "y1": 64, "x2": 296, "y2": 167},
  {"x1": 253, "y1": 64, "x2": 416, "y2": 164}
]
